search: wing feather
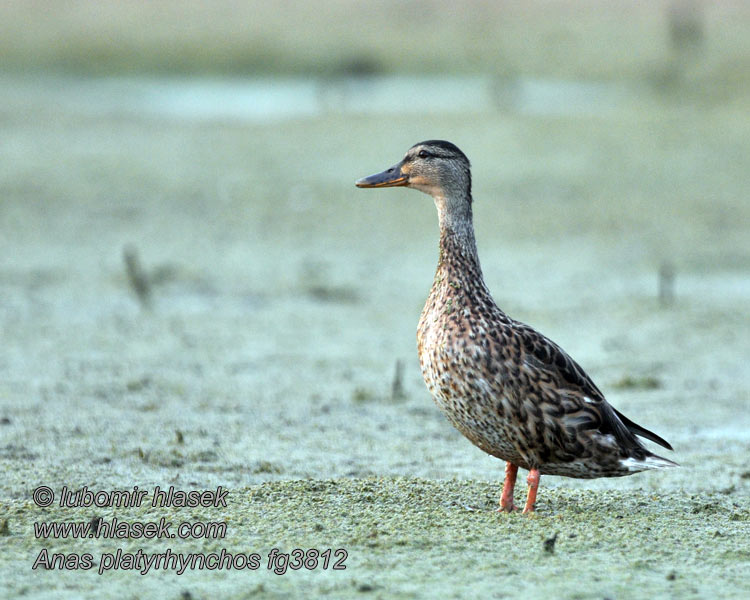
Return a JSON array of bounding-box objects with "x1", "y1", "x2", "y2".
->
[{"x1": 513, "y1": 321, "x2": 669, "y2": 452}]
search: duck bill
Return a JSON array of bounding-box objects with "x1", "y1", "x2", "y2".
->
[{"x1": 355, "y1": 162, "x2": 408, "y2": 188}]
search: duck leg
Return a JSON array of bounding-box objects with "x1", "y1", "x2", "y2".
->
[
  {"x1": 522, "y1": 468, "x2": 540, "y2": 514},
  {"x1": 499, "y1": 462, "x2": 519, "y2": 512}
]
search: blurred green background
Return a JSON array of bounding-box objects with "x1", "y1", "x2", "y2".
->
[{"x1": 1, "y1": 0, "x2": 747, "y2": 82}]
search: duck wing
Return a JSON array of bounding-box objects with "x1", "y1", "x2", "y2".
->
[{"x1": 513, "y1": 321, "x2": 673, "y2": 452}]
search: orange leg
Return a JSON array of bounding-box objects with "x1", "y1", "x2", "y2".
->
[
  {"x1": 523, "y1": 468, "x2": 540, "y2": 514},
  {"x1": 498, "y1": 462, "x2": 519, "y2": 512}
]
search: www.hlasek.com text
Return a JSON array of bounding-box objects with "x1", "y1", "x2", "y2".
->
[{"x1": 35, "y1": 517, "x2": 226, "y2": 540}]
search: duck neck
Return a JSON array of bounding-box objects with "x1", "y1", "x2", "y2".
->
[{"x1": 435, "y1": 192, "x2": 482, "y2": 278}]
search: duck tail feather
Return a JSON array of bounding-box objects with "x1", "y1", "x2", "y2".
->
[{"x1": 613, "y1": 408, "x2": 673, "y2": 451}]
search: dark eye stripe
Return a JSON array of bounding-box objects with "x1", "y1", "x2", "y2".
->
[{"x1": 409, "y1": 149, "x2": 453, "y2": 161}]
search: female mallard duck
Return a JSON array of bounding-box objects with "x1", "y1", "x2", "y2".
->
[{"x1": 356, "y1": 140, "x2": 676, "y2": 513}]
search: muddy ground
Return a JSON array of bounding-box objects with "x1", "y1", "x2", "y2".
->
[{"x1": 1, "y1": 70, "x2": 749, "y2": 599}]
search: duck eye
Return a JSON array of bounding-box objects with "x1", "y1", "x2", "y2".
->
[{"x1": 418, "y1": 150, "x2": 430, "y2": 159}]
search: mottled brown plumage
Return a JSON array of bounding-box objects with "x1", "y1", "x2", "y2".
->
[{"x1": 356, "y1": 140, "x2": 676, "y2": 513}]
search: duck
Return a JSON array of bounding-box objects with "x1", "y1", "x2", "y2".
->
[{"x1": 355, "y1": 140, "x2": 676, "y2": 514}]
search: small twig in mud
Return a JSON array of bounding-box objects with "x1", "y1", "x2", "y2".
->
[
  {"x1": 89, "y1": 516, "x2": 103, "y2": 535},
  {"x1": 658, "y1": 262, "x2": 675, "y2": 307},
  {"x1": 391, "y1": 359, "x2": 406, "y2": 402},
  {"x1": 123, "y1": 244, "x2": 152, "y2": 309}
]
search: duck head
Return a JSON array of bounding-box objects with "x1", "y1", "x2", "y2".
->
[{"x1": 356, "y1": 140, "x2": 471, "y2": 201}]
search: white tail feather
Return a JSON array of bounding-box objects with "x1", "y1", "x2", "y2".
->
[{"x1": 620, "y1": 455, "x2": 678, "y2": 472}]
